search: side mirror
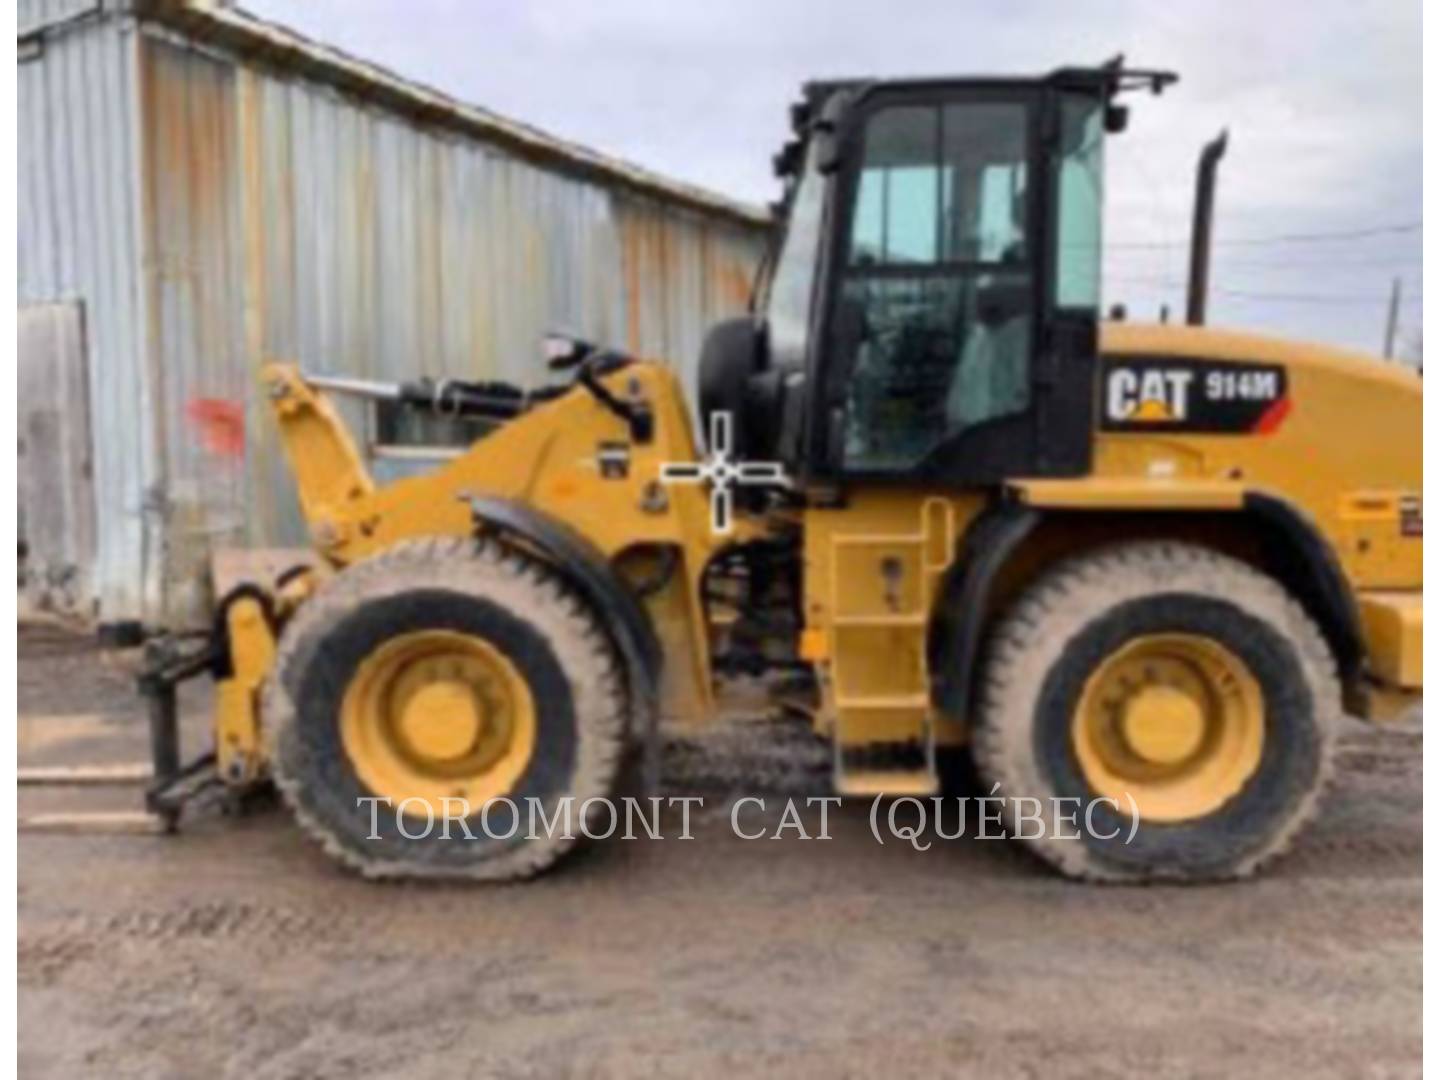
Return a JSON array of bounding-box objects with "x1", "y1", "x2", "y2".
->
[
  {"x1": 789, "y1": 100, "x2": 812, "y2": 133},
  {"x1": 542, "y1": 332, "x2": 595, "y2": 371},
  {"x1": 772, "y1": 139, "x2": 803, "y2": 178},
  {"x1": 1105, "y1": 103, "x2": 1129, "y2": 133}
]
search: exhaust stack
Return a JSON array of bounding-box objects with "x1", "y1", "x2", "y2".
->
[{"x1": 1187, "y1": 129, "x2": 1229, "y2": 325}]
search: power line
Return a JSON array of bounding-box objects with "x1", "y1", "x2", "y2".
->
[
  {"x1": 1208, "y1": 286, "x2": 1424, "y2": 305},
  {"x1": 1107, "y1": 221, "x2": 1422, "y2": 250},
  {"x1": 1106, "y1": 275, "x2": 1425, "y2": 305},
  {"x1": 1108, "y1": 252, "x2": 1424, "y2": 270}
]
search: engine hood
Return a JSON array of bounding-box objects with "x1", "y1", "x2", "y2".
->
[{"x1": 1092, "y1": 320, "x2": 1421, "y2": 590}]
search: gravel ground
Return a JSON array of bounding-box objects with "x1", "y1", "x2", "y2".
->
[{"x1": 17, "y1": 624, "x2": 1423, "y2": 1078}]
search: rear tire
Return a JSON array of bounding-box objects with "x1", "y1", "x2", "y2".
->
[
  {"x1": 266, "y1": 536, "x2": 627, "y2": 881},
  {"x1": 973, "y1": 541, "x2": 1339, "y2": 882}
]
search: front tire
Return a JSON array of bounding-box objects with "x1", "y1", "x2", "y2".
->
[
  {"x1": 973, "y1": 541, "x2": 1339, "y2": 882},
  {"x1": 266, "y1": 536, "x2": 628, "y2": 881}
]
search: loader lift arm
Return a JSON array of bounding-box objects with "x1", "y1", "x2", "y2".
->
[{"x1": 262, "y1": 364, "x2": 375, "y2": 546}]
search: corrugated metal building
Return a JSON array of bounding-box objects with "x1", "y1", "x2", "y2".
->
[{"x1": 18, "y1": 0, "x2": 770, "y2": 626}]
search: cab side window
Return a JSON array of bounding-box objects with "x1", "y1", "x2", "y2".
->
[{"x1": 841, "y1": 101, "x2": 1033, "y2": 470}]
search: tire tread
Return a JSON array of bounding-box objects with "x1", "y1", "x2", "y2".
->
[
  {"x1": 972, "y1": 540, "x2": 1340, "y2": 883},
  {"x1": 265, "y1": 535, "x2": 628, "y2": 882}
]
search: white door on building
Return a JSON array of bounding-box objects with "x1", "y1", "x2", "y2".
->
[{"x1": 18, "y1": 301, "x2": 97, "y2": 618}]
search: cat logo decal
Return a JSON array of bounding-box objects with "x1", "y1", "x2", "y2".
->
[{"x1": 1102, "y1": 359, "x2": 1290, "y2": 435}]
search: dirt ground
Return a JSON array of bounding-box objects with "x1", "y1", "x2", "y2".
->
[{"x1": 17, "y1": 623, "x2": 1423, "y2": 1078}]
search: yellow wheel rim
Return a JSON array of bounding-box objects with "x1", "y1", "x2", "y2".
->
[
  {"x1": 1073, "y1": 633, "x2": 1264, "y2": 823},
  {"x1": 340, "y1": 629, "x2": 536, "y2": 817}
]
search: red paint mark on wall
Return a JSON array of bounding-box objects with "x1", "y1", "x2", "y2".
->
[{"x1": 186, "y1": 398, "x2": 246, "y2": 457}]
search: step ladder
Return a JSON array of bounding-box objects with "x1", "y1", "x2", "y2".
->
[{"x1": 826, "y1": 499, "x2": 956, "y2": 797}]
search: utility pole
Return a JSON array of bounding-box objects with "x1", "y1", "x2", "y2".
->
[{"x1": 1383, "y1": 277, "x2": 1402, "y2": 359}]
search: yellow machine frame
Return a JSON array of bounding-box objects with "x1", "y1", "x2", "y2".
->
[{"x1": 203, "y1": 313, "x2": 1421, "y2": 799}]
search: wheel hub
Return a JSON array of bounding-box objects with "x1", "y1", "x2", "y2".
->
[
  {"x1": 1073, "y1": 633, "x2": 1264, "y2": 823},
  {"x1": 340, "y1": 629, "x2": 537, "y2": 815},
  {"x1": 1119, "y1": 685, "x2": 1206, "y2": 765},
  {"x1": 397, "y1": 680, "x2": 484, "y2": 762}
]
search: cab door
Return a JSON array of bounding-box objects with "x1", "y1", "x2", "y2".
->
[{"x1": 804, "y1": 80, "x2": 1107, "y2": 485}]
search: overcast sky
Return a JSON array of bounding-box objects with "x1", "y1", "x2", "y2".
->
[{"x1": 247, "y1": 0, "x2": 1421, "y2": 358}]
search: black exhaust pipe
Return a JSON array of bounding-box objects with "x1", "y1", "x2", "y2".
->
[{"x1": 1187, "y1": 129, "x2": 1229, "y2": 325}]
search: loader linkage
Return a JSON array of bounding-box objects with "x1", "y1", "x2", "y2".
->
[
  {"x1": 135, "y1": 576, "x2": 287, "y2": 828},
  {"x1": 136, "y1": 633, "x2": 223, "y2": 830}
]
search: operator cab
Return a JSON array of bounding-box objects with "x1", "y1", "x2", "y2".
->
[{"x1": 698, "y1": 62, "x2": 1174, "y2": 485}]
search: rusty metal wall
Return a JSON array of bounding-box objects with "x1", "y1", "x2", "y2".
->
[
  {"x1": 18, "y1": 7, "x2": 153, "y2": 621},
  {"x1": 140, "y1": 29, "x2": 766, "y2": 624},
  {"x1": 18, "y1": 0, "x2": 101, "y2": 37},
  {"x1": 18, "y1": 3, "x2": 767, "y2": 625},
  {"x1": 616, "y1": 198, "x2": 761, "y2": 389},
  {"x1": 139, "y1": 36, "x2": 253, "y2": 620}
]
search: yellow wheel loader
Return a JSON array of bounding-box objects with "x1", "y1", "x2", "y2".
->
[{"x1": 138, "y1": 64, "x2": 1421, "y2": 882}]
